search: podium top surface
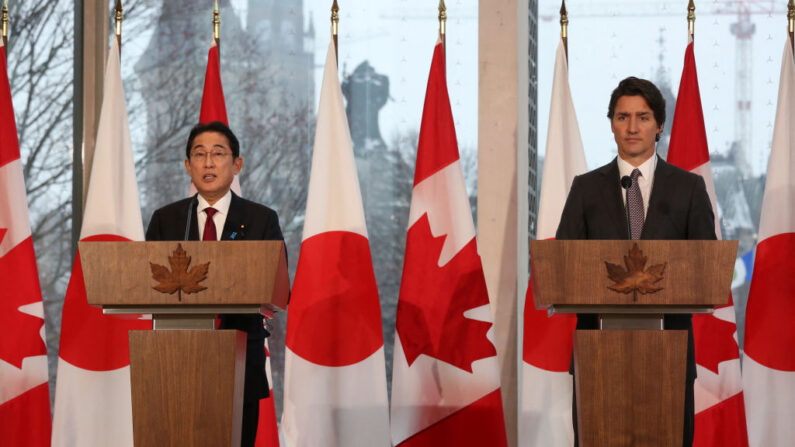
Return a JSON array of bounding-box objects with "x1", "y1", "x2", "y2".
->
[
  {"x1": 530, "y1": 240, "x2": 737, "y2": 309},
  {"x1": 79, "y1": 241, "x2": 289, "y2": 310}
]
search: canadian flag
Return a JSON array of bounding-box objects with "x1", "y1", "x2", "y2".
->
[
  {"x1": 281, "y1": 38, "x2": 390, "y2": 447},
  {"x1": 390, "y1": 39, "x2": 507, "y2": 447},
  {"x1": 200, "y1": 40, "x2": 229, "y2": 125},
  {"x1": 193, "y1": 39, "x2": 241, "y2": 195},
  {"x1": 666, "y1": 40, "x2": 748, "y2": 447},
  {"x1": 51, "y1": 38, "x2": 151, "y2": 447},
  {"x1": 255, "y1": 340, "x2": 280, "y2": 447},
  {"x1": 0, "y1": 40, "x2": 52, "y2": 447},
  {"x1": 742, "y1": 38, "x2": 795, "y2": 447},
  {"x1": 520, "y1": 38, "x2": 586, "y2": 447}
]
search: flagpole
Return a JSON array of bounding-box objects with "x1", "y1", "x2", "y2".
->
[
  {"x1": 1, "y1": 0, "x2": 8, "y2": 48},
  {"x1": 213, "y1": 0, "x2": 220, "y2": 47},
  {"x1": 788, "y1": 0, "x2": 794, "y2": 55},
  {"x1": 114, "y1": 0, "x2": 122, "y2": 53},
  {"x1": 560, "y1": 0, "x2": 568, "y2": 60},
  {"x1": 687, "y1": 0, "x2": 695, "y2": 41},
  {"x1": 331, "y1": 0, "x2": 339, "y2": 61},
  {"x1": 438, "y1": 0, "x2": 446, "y2": 55}
]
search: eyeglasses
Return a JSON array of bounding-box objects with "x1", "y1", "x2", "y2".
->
[{"x1": 190, "y1": 150, "x2": 233, "y2": 163}]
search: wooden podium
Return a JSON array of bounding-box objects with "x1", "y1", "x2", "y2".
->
[
  {"x1": 80, "y1": 241, "x2": 289, "y2": 447},
  {"x1": 530, "y1": 240, "x2": 736, "y2": 447}
]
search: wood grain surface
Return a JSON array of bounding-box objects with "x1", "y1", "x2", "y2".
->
[
  {"x1": 574, "y1": 330, "x2": 688, "y2": 447},
  {"x1": 530, "y1": 240, "x2": 737, "y2": 308},
  {"x1": 80, "y1": 241, "x2": 288, "y2": 309},
  {"x1": 129, "y1": 330, "x2": 246, "y2": 447}
]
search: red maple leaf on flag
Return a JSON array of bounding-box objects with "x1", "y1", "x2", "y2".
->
[
  {"x1": 693, "y1": 310, "x2": 740, "y2": 375},
  {"x1": 396, "y1": 214, "x2": 496, "y2": 373},
  {"x1": 0, "y1": 239, "x2": 46, "y2": 368}
]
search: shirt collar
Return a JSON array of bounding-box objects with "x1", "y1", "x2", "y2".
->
[
  {"x1": 196, "y1": 190, "x2": 232, "y2": 216},
  {"x1": 617, "y1": 153, "x2": 657, "y2": 181}
]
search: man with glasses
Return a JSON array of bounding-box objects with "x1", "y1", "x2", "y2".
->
[{"x1": 146, "y1": 121, "x2": 284, "y2": 447}]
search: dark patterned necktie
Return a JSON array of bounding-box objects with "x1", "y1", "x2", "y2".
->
[
  {"x1": 203, "y1": 207, "x2": 217, "y2": 241},
  {"x1": 627, "y1": 168, "x2": 644, "y2": 239}
]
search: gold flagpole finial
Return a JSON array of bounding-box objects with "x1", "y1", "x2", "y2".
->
[
  {"x1": 114, "y1": 0, "x2": 123, "y2": 49},
  {"x1": 687, "y1": 0, "x2": 696, "y2": 40},
  {"x1": 438, "y1": 0, "x2": 446, "y2": 50},
  {"x1": 1, "y1": 0, "x2": 8, "y2": 47},
  {"x1": 213, "y1": 0, "x2": 220, "y2": 44},
  {"x1": 331, "y1": 0, "x2": 339, "y2": 61},
  {"x1": 788, "y1": 0, "x2": 794, "y2": 49}
]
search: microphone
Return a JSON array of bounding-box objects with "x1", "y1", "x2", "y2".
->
[
  {"x1": 620, "y1": 175, "x2": 632, "y2": 190},
  {"x1": 620, "y1": 176, "x2": 633, "y2": 240},
  {"x1": 183, "y1": 194, "x2": 198, "y2": 240}
]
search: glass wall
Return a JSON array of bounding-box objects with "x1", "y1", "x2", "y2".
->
[
  {"x1": 537, "y1": 0, "x2": 786, "y2": 351},
  {"x1": 13, "y1": 0, "x2": 781, "y2": 425}
]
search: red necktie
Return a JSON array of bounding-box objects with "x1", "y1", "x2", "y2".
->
[{"x1": 203, "y1": 207, "x2": 217, "y2": 241}]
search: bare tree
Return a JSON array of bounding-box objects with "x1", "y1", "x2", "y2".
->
[{"x1": 6, "y1": 0, "x2": 75, "y2": 400}]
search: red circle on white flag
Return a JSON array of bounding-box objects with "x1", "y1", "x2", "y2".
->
[
  {"x1": 744, "y1": 233, "x2": 795, "y2": 372},
  {"x1": 58, "y1": 235, "x2": 151, "y2": 371},
  {"x1": 286, "y1": 231, "x2": 383, "y2": 367}
]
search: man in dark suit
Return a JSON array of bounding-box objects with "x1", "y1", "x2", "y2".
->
[
  {"x1": 146, "y1": 121, "x2": 283, "y2": 447},
  {"x1": 556, "y1": 77, "x2": 716, "y2": 447}
]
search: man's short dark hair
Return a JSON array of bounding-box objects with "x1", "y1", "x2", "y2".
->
[
  {"x1": 607, "y1": 77, "x2": 666, "y2": 142},
  {"x1": 185, "y1": 121, "x2": 240, "y2": 159}
]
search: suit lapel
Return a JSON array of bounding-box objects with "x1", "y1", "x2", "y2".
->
[
  {"x1": 597, "y1": 158, "x2": 629, "y2": 239},
  {"x1": 641, "y1": 155, "x2": 671, "y2": 239},
  {"x1": 222, "y1": 192, "x2": 246, "y2": 241}
]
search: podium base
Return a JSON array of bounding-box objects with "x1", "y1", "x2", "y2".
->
[
  {"x1": 573, "y1": 329, "x2": 687, "y2": 447},
  {"x1": 129, "y1": 330, "x2": 246, "y2": 447}
]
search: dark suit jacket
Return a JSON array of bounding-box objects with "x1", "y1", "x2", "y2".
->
[
  {"x1": 555, "y1": 155, "x2": 717, "y2": 383},
  {"x1": 146, "y1": 192, "x2": 284, "y2": 401}
]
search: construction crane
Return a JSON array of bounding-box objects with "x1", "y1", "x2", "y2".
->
[
  {"x1": 715, "y1": 1, "x2": 778, "y2": 177},
  {"x1": 540, "y1": 0, "x2": 782, "y2": 178}
]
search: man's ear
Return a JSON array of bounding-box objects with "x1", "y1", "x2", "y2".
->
[
  {"x1": 184, "y1": 158, "x2": 191, "y2": 175},
  {"x1": 234, "y1": 156, "x2": 243, "y2": 174}
]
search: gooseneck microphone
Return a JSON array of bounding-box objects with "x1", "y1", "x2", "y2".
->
[
  {"x1": 183, "y1": 194, "x2": 198, "y2": 240},
  {"x1": 620, "y1": 176, "x2": 633, "y2": 240}
]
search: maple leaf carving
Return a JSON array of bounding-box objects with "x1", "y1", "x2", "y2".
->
[
  {"x1": 150, "y1": 243, "x2": 210, "y2": 301},
  {"x1": 396, "y1": 214, "x2": 496, "y2": 373},
  {"x1": 605, "y1": 243, "x2": 666, "y2": 298}
]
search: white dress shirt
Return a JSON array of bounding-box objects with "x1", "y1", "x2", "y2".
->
[
  {"x1": 617, "y1": 154, "x2": 657, "y2": 219},
  {"x1": 196, "y1": 191, "x2": 232, "y2": 241}
]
